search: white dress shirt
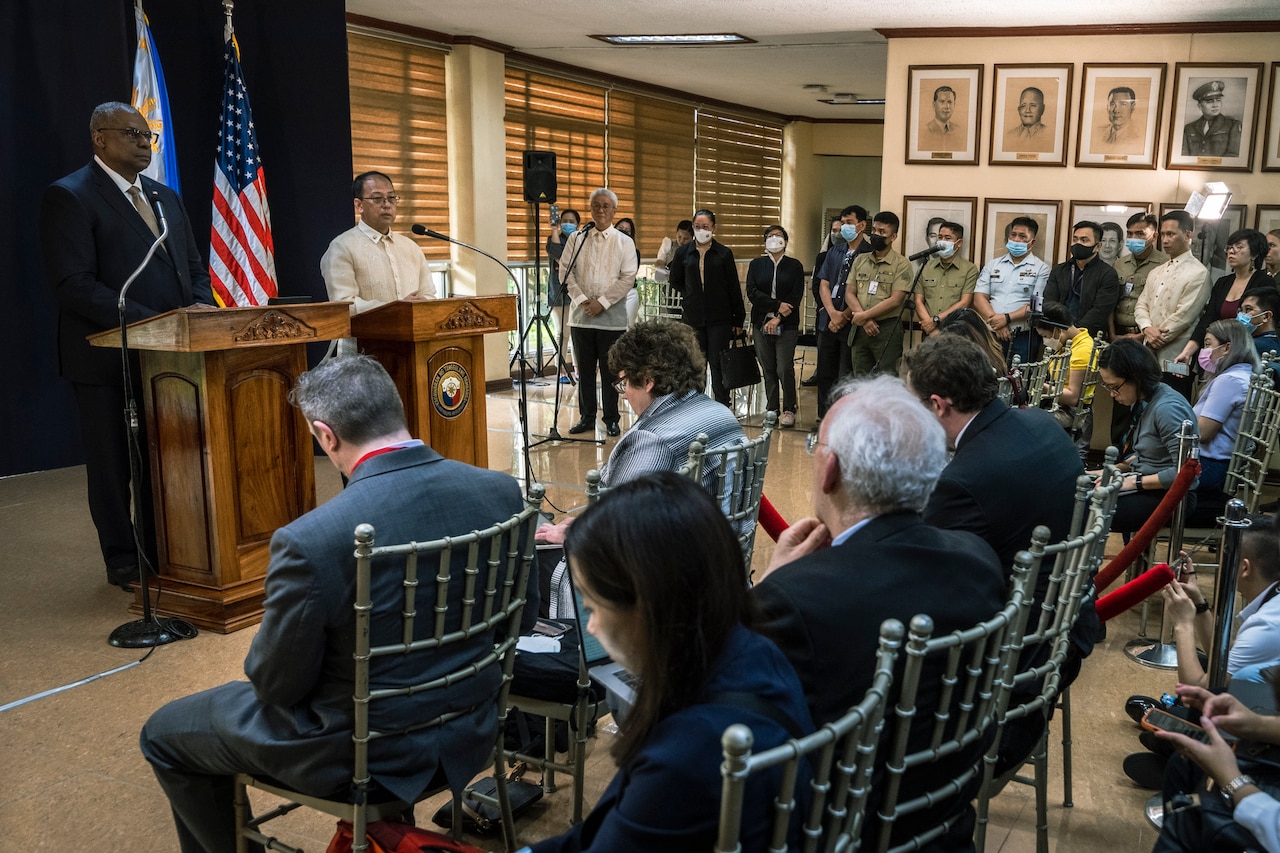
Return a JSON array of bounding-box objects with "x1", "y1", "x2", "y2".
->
[
  {"x1": 1133, "y1": 249, "x2": 1211, "y2": 363},
  {"x1": 320, "y1": 220, "x2": 437, "y2": 315}
]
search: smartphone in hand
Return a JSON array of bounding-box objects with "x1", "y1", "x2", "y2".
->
[{"x1": 1141, "y1": 707, "x2": 1209, "y2": 744}]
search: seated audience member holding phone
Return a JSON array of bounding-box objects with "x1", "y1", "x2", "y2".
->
[
  {"x1": 520, "y1": 473, "x2": 814, "y2": 853},
  {"x1": 1121, "y1": 515, "x2": 1280, "y2": 789},
  {"x1": 1151, "y1": 682, "x2": 1280, "y2": 853},
  {"x1": 1093, "y1": 338, "x2": 1199, "y2": 533}
]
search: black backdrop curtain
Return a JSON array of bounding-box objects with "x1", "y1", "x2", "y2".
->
[{"x1": 0, "y1": 0, "x2": 353, "y2": 476}]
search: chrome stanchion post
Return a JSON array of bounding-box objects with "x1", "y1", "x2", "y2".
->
[
  {"x1": 1126, "y1": 420, "x2": 1197, "y2": 669},
  {"x1": 1207, "y1": 498, "x2": 1250, "y2": 690}
]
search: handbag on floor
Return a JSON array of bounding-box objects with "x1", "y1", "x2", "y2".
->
[
  {"x1": 430, "y1": 776, "x2": 545, "y2": 836},
  {"x1": 326, "y1": 818, "x2": 485, "y2": 853},
  {"x1": 720, "y1": 334, "x2": 761, "y2": 390}
]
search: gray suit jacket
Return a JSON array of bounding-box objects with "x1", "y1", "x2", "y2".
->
[{"x1": 224, "y1": 444, "x2": 533, "y2": 802}]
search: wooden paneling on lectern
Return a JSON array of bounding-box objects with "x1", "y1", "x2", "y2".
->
[
  {"x1": 90, "y1": 304, "x2": 349, "y2": 633},
  {"x1": 351, "y1": 295, "x2": 517, "y2": 467}
]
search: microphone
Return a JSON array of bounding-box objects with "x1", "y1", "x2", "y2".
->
[
  {"x1": 579, "y1": 221, "x2": 596, "y2": 234},
  {"x1": 411, "y1": 223, "x2": 451, "y2": 241},
  {"x1": 151, "y1": 193, "x2": 169, "y2": 235},
  {"x1": 908, "y1": 244, "x2": 945, "y2": 262}
]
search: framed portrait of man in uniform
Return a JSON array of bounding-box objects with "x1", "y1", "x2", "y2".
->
[
  {"x1": 1076, "y1": 64, "x2": 1166, "y2": 169},
  {"x1": 981, "y1": 199, "x2": 1061, "y2": 267},
  {"x1": 1263, "y1": 62, "x2": 1280, "y2": 172},
  {"x1": 1069, "y1": 201, "x2": 1153, "y2": 266},
  {"x1": 989, "y1": 64, "x2": 1071, "y2": 166},
  {"x1": 906, "y1": 65, "x2": 982, "y2": 166},
  {"x1": 1167, "y1": 62, "x2": 1262, "y2": 172}
]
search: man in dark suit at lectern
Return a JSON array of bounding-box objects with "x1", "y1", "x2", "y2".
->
[{"x1": 39, "y1": 101, "x2": 215, "y2": 591}]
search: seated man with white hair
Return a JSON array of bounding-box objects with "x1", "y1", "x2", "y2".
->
[{"x1": 752, "y1": 374, "x2": 1006, "y2": 849}]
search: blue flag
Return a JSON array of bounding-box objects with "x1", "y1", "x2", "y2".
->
[{"x1": 131, "y1": 0, "x2": 180, "y2": 192}]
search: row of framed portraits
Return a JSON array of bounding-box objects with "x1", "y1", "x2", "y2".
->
[
  {"x1": 906, "y1": 61, "x2": 1280, "y2": 171},
  {"x1": 900, "y1": 197, "x2": 1280, "y2": 268}
]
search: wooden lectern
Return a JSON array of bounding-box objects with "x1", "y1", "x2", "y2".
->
[
  {"x1": 351, "y1": 295, "x2": 517, "y2": 467},
  {"x1": 90, "y1": 303, "x2": 350, "y2": 633}
]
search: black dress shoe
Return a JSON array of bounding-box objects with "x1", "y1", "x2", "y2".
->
[
  {"x1": 106, "y1": 567, "x2": 138, "y2": 592},
  {"x1": 567, "y1": 418, "x2": 596, "y2": 435},
  {"x1": 1123, "y1": 751, "x2": 1168, "y2": 790},
  {"x1": 606, "y1": 422, "x2": 621, "y2": 437},
  {"x1": 1126, "y1": 695, "x2": 1161, "y2": 724},
  {"x1": 800, "y1": 375, "x2": 818, "y2": 387}
]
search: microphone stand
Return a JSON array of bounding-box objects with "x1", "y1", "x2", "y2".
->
[
  {"x1": 510, "y1": 202, "x2": 566, "y2": 377},
  {"x1": 413, "y1": 225, "x2": 543, "y2": 489},
  {"x1": 528, "y1": 224, "x2": 603, "y2": 448},
  {"x1": 109, "y1": 201, "x2": 197, "y2": 648},
  {"x1": 868, "y1": 245, "x2": 941, "y2": 374}
]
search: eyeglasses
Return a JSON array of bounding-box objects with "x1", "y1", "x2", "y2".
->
[
  {"x1": 805, "y1": 433, "x2": 825, "y2": 455},
  {"x1": 360, "y1": 195, "x2": 400, "y2": 206},
  {"x1": 1101, "y1": 378, "x2": 1128, "y2": 396},
  {"x1": 1226, "y1": 242, "x2": 1251, "y2": 255},
  {"x1": 100, "y1": 126, "x2": 156, "y2": 143},
  {"x1": 612, "y1": 379, "x2": 628, "y2": 394}
]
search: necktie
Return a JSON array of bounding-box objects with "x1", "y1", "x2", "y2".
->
[{"x1": 127, "y1": 187, "x2": 161, "y2": 238}]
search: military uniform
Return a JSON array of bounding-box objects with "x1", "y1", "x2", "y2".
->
[
  {"x1": 1182, "y1": 80, "x2": 1242, "y2": 158},
  {"x1": 1111, "y1": 248, "x2": 1169, "y2": 335},
  {"x1": 846, "y1": 249, "x2": 913, "y2": 376},
  {"x1": 918, "y1": 255, "x2": 978, "y2": 321}
]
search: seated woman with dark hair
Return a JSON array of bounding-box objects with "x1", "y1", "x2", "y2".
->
[
  {"x1": 1194, "y1": 318, "x2": 1260, "y2": 496},
  {"x1": 1095, "y1": 338, "x2": 1200, "y2": 532},
  {"x1": 522, "y1": 473, "x2": 814, "y2": 853},
  {"x1": 940, "y1": 307, "x2": 1009, "y2": 374}
]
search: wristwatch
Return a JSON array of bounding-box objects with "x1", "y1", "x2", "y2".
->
[
  {"x1": 1195, "y1": 601, "x2": 1211, "y2": 614},
  {"x1": 1221, "y1": 774, "x2": 1257, "y2": 807}
]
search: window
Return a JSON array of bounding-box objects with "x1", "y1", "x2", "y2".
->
[
  {"x1": 607, "y1": 92, "x2": 695, "y2": 256},
  {"x1": 694, "y1": 110, "x2": 784, "y2": 255},
  {"x1": 347, "y1": 30, "x2": 450, "y2": 260}
]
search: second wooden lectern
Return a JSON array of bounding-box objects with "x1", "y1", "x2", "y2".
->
[{"x1": 352, "y1": 295, "x2": 517, "y2": 467}]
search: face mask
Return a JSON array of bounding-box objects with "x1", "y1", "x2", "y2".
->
[
  {"x1": 1006, "y1": 240, "x2": 1029, "y2": 258},
  {"x1": 1042, "y1": 336, "x2": 1060, "y2": 352},
  {"x1": 560, "y1": 222, "x2": 577, "y2": 236},
  {"x1": 1125, "y1": 238, "x2": 1148, "y2": 255},
  {"x1": 693, "y1": 228, "x2": 713, "y2": 245},
  {"x1": 936, "y1": 240, "x2": 956, "y2": 258},
  {"x1": 765, "y1": 235, "x2": 785, "y2": 253},
  {"x1": 1237, "y1": 311, "x2": 1258, "y2": 333},
  {"x1": 840, "y1": 223, "x2": 860, "y2": 242},
  {"x1": 868, "y1": 233, "x2": 888, "y2": 252},
  {"x1": 1070, "y1": 243, "x2": 1096, "y2": 262},
  {"x1": 1198, "y1": 347, "x2": 1222, "y2": 374}
]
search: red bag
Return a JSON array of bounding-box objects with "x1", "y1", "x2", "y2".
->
[{"x1": 326, "y1": 819, "x2": 486, "y2": 853}]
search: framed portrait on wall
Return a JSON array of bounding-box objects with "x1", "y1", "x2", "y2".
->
[
  {"x1": 906, "y1": 65, "x2": 982, "y2": 165},
  {"x1": 1075, "y1": 64, "x2": 1166, "y2": 169},
  {"x1": 1256, "y1": 205, "x2": 1280, "y2": 234},
  {"x1": 1068, "y1": 201, "x2": 1153, "y2": 266},
  {"x1": 989, "y1": 64, "x2": 1072, "y2": 166},
  {"x1": 902, "y1": 196, "x2": 979, "y2": 262},
  {"x1": 1160, "y1": 202, "x2": 1247, "y2": 273},
  {"x1": 981, "y1": 199, "x2": 1062, "y2": 267},
  {"x1": 1166, "y1": 62, "x2": 1263, "y2": 171},
  {"x1": 1263, "y1": 63, "x2": 1280, "y2": 172}
]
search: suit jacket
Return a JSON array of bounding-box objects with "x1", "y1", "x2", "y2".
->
[
  {"x1": 529, "y1": 626, "x2": 813, "y2": 853},
  {"x1": 923, "y1": 400, "x2": 1094, "y2": 652},
  {"x1": 668, "y1": 239, "x2": 745, "y2": 328},
  {"x1": 1183, "y1": 114, "x2": 1242, "y2": 158},
  {"x1": 40, "y1": 162, "x2": 214, "y2": 385},
  {"x1": 1044, "y1": 256, "x2": 1120, "y2": 336},
  {"x1": 220, "y1": 445, "x2": 534, "y2": 803},
  {"x1": 752, "y1": 511, "x2": 1006, "y2": 846}
]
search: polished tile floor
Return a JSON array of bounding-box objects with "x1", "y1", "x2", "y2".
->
[{"x1": 0, "y1": 356, "x2": 1204, "y2": 851}]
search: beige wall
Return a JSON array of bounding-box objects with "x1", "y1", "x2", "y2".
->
[
  {"x1": 445, "y1": 44, "x2": 511, "y2": 381},
  {"x1": 785, "y1": 122, "x2": 886, "y2": 268},
  {"x1": 880, "y1": 32, "x2": 1280, "y2": 262}
]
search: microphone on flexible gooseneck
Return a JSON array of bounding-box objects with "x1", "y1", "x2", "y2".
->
[{"x1": 908, "y1": 243, "x2": 946, "y2": 262}]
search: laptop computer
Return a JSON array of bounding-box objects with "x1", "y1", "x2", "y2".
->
[{"x1": 567, "y1": 573, "x2": 640, "y2": 713}]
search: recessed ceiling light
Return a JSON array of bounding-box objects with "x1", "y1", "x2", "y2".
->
[
  {"x1": 589, "y1": 33, "x2": 755, "y2": 46},
  {"x1": 817, "y1": 94, "x2": 886, "y2": 106}
]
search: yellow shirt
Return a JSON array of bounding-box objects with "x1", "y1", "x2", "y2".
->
[{"x1": 1049, "y1": 328, "x2": 1096, "y2": 405}]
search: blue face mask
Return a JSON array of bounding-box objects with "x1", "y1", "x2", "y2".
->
[
  {"x1": 936, "y1": 240, "x2": 956, "y2": 258},
  {"x1": 560, "y1": 222, "x2": 577, "y2": 236},
  {"x1": 1006, "y1": 240, "x2": 1030, "y2": 258},
  {"x1": 840, "y1": 223, "x2": 860, "y2": 242},
  {"x1": 1237, "y1": 311, "x2": 1257, "y2": 333},
  {"x1": 1125, "y1": 238, "x2": 1148, "y2": 255}
]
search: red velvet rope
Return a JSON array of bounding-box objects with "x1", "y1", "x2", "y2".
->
[
  {"x1": 1093, "y1": 457, "x2": 1202, "y2": 594},
  {"x1": 1095, "y1": 563, "x2": 1176, "y2": 622},
  {"x1": 758, "y1": 494, "x2": 787, "y2": 541}
]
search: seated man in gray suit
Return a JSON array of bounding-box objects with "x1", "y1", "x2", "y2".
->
[
  {"x1": 140, "y1": 355, "x2": 536, "y2": 853},
  {"x1": 752, "y1": 374, "x2": 1006, "y2": 849}
]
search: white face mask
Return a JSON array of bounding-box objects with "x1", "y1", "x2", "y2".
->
[
  {"x1": 693, "y1": 228, "x2": 713, "y2": 245},
  {"x1": 1042, "y1": 336, "x2": 1060, "y2": 352},
  {"x1": 764, "y1": 235, "x2": 785, "y2": 253}
]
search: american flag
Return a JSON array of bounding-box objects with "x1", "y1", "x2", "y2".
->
[{"x1": 209, "y1": 32, "x2": 277, "y2": 306}]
